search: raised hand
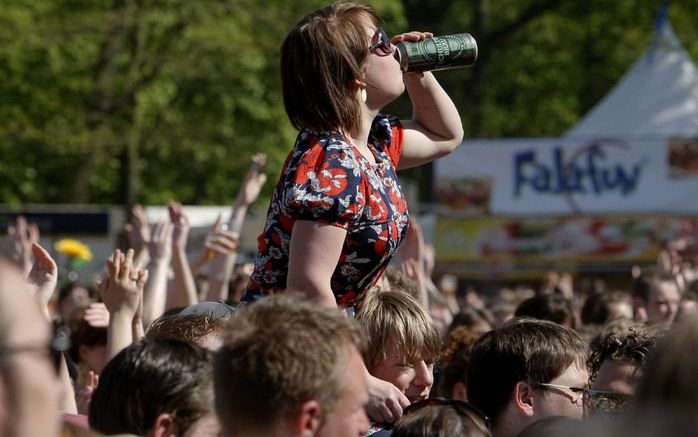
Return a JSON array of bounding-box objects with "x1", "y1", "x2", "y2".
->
[
  {"x1": 167, "y1": 200, "x2": 191, "y2": 253},
  {"x1": 27, "y1": 242, "x2": 58, "y2": 314},
  {"x1": 237, "y1": 153, "x2": 268, "y2": 208},
  {"x1": 83, "y1": 302, "x2": 110, "y2": 328},
  {"x1": 76, "y1": 370, "x2": 99, "y2": 415},
  {"x1": 146, "y1": 220, "x2": 173, "y2": 263},
  {"x1": 127, "y1": 204, "x2": 151, "y2": 252},
  {"x1": 97, "y1": 249, "x2": 148, "y2": 318}
]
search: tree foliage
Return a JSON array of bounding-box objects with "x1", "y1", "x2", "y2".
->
[{"x1": 0, "y1": 0, "x2": 697, "y2": 206}]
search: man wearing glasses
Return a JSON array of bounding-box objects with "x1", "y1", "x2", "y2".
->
[
  {"x1": 467, "y1": 318, "x2": 588, "y2": 437},
  {"x1": 586, "y1": 320, "x2": 660, "y2": 415}
]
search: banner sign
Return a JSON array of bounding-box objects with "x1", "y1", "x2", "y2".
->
[
  {"x1": 434, "y1": 215, "x2": 698, "y2": 276},
  {"x1": 434, "y1": 137, "x2": 698, "y2": 215}
]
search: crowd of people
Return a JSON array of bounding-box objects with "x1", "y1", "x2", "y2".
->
[{"x1": 2, "y1": 2, "x2": 698, "y2": 436}]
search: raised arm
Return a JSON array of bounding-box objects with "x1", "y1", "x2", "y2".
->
[
  {"x1": 142, "y1": 220, "x2": 173, "y2": 327},
  {"x1": 97, "y1": 249, "x2": 148, "y2": 361},
  {"x1": 207, "y1": 154, "x2": 268, "y2": 300},
  {"x1": 391, "y1": 33, "x2": 464, "y2": 170},
  {"x1": 167, "y1": 201, "x2": 198, "y2": 308}
]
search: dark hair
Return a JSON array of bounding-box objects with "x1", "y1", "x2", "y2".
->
[
  {"x1": 213, "y1": 293, "x2": 365, "y2": 434},
  {"x1": 448, "y1": 307, "x2": 494, "y2": 335},
  {"x1": 581, "y1": 291, "x2": 632, "y2": 326},
  {"x1": 514, "y1": 294, "x2": 576, "y2": 329},
  {"x1": 68, "y1": 319, "x2": 107, "y2": 365},
  {"x1": 392, "y1": 404, "x2": 491, "y2": 437},
  {"x1": 88, "y1": 339, "x2": 213, "y2": 436},
  {"x1": 587, "y1": 320, "x2": 660, "y2": 381},
  {"x1": 516, "y1": 415, "x2": 583, "y2": 437},
  {"x1": 467, "y1": 318, "x2": 587, "y2": 425},
  {"x1": 280, "y1": 2, "x2": 379, "y2": 132},
  {"x1": 436, "y1": 326, "x2": 480, "y2": 398},
  {"x1": 632, "y1": 271, "x2": 678, "y2": 303}
]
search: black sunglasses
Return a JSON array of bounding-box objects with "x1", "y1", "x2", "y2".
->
[
  {"x1": 369, "y1": 28, "x2": 392, "y2": 56},
  {"x1": 0, "y1": 327, "x2": 70, "y2": 375},
  {"x1": 402, "y1": 397, "x2": 491, "y2": 429}
]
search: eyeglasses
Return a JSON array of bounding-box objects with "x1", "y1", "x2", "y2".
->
[
  {"x1": 536, "y1": 382, "x2": 588, "y2": 405},
  {"x1": 0, "y1": 328, "x2": 70, "y2": 375},
  {"x1": 369, "y1": 28, "x2": 393, "y2": 56},
  {"x1": 583, "y1": 389, "x2": 632, "y2": 415},
  {"x1": 402, "y1": 397, "x2": 491, "y2": 429}
]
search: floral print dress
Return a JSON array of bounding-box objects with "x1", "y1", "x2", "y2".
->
[{"x1": 242, "y1": 114, "x2": 410, "y2": 307}]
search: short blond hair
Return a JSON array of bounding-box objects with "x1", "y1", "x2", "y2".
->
[{"x1": 356, "y1": 289, "x2": 440, "y2": 371}]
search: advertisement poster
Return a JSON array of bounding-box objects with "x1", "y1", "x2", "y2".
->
[{"x1": 434, "y1": 215, "x2": 698, "y2": 277}]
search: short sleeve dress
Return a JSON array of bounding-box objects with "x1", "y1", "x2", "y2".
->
[{"x1": 242, "y1": 113, "x2": 410, "y2": 307}]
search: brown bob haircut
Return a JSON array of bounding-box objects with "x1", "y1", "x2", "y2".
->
[
  {"x1": 281, "y1": 2, "x2": 379, "y2": 132},
  {"x1": 467, "y1": 318, "x2": 587, "y2": 426}
]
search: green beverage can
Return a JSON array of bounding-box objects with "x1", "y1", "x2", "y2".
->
[{"x1": 394, "y1": 33, "x2": 478, "y2": 73}]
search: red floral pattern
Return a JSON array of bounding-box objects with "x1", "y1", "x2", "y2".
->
[{"x1": 243, "y1": 114, "x2": 409, "y2": 307}]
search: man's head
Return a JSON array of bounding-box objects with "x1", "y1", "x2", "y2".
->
[
  {"x1": 214, "y1": 294, "x2": 369, "y2": 437},
  {"x1": 89, "y1": 339, "x2": 217, "y2": 436},
  {"x1": 356, "y1": 290, "x2": 440, "y2": 403},
  {"x1": 0, "y1": 261, "x2": 61, "y2": 437},
  {"x1": 586, "y1": 320, "x2": 660, "y2": 415},
  {"x1": 633, "y1": 272, "x2": 681, "y2": 326},
  {"x1": 467, "y1": 318, "x2": 588, "y2": 437},
  {"x1": 514, "y1": 294, "x2": 577, "y2": 329},
  {"x1": 146, "y1": 301, "x2": 236, "y2": 350}
]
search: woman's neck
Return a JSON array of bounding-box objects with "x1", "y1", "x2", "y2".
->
[{"x1": 346, "y1": 106, "x2": 379, "y2": 151}]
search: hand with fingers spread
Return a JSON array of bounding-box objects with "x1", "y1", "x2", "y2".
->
[
  {"x1": 97, "y1": 249, "x2": 148, "y2": 318},
  {"x1": 98, "y1": 249, "x2": 148, "y2": 360},
  {"x1": 27, "y1": 242, "x2": 58, "y2": 312}
]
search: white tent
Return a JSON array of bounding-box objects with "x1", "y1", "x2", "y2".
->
[
  {"x1": 434, "y1": 14, "x2": 698, "y2": 216},
  {"x1": 565, "y1": 17, "x2": 698, "y2": 139}
]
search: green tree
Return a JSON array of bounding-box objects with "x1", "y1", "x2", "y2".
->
[{"x1": 0, "y1": 0, "x2": 405, "y2": 207}]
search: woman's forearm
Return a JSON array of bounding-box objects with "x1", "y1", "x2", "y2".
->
[{"x1": 405, "y1": 72, "x2": 464, "y2": 147}]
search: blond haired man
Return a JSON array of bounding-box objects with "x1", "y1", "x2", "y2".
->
[{"x1": 355, "y1": 289, "x2": 441, "y2": 434}]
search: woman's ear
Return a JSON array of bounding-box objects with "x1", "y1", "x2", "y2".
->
[
  {"x1": 513, "y1": 381, "x2": 535, "y2": 417},
  {"x1": 354, "y1": 78, "x2": 367, "y2": 87}
]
